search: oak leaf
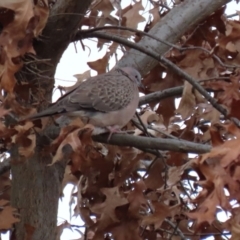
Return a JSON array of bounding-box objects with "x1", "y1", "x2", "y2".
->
[
  {"x1": 90, "y1": 187, "x2": 128, "y2": 230},
  {"x1": 87, "y1": 52, "x2": 110, "y2": 74},
  {"x1": 0, "y1": 200, "x2": 19, "y2": 230},
  {"x1": 123, "y1": 2, "x2": 145, "y2": 30}
]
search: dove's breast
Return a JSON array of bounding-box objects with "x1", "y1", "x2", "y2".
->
[{"x1": 70, "y1": 83, "x2": 139, "y2": 128}]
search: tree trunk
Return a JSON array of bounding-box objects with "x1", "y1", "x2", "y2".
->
[
  {"x1": 10, "y1": 0, "x2": 92, "y2": 239},
  {"x1": 11, "y1": 140, "x2": 65, "y2": 239}
]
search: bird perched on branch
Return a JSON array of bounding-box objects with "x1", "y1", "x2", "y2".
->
[{"x1": 24, "y1": 67, "x2": 142, "y2": 138}]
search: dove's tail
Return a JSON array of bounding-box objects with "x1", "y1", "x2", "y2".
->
[{"x1": 20, "y1": 107, "x2": 64, "y2": 122}]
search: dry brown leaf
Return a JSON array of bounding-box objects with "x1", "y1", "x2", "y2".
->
[
  {"x1": 113, "y1": 147, "x2": 140, "y2": 185},
  {"x1": 147, "y1": 6, "x2": 161, "y2": 30},
  {"x1": 58, "y1": 70, "x2": 91, "y2": 93},
  {"x1": 218, "y1": 74, "x2": 240, "y2": 107},
  {"x1": 189, "y1": 155, "x2": 239, "y2": 226},
  {"x1": 206, "y1": 127, "x2": 223, "y2": 147},
  {"x1": 24, "y1": 224, "x2": 35, "y2": 240},
  {"x1": 167, "y1": 152, "x2": 188, "y2": 166},
  {"x1": 4, "y1": 94, "x2": 36, "y2": 117},
  {"x1": 87, "y1": 52, "x2": 110, "y2": 74},
  {"x1": 197, "y1": 103, "x2": 221, "y2": 124},
  {"x1": 217, "y1": 21, "x2": 240, "y2": 65},
  {"x1": 127, "y1": 180, "x2": 147, "y2": 217},
  {"x1": 167, "y1": 160, "x2": 193, "y2": 186},
  {"x1": 0, "y1": 0, "x2": 49, "y2": 92},
  {"x1": 142, "y1": 202, "x2": 179, "y2": 229},
  {"x1": 90, "y1": 186, "x2": 128, "y2": 230},
  {"x1": 110, "y1": 220, "x2": 141, "y2": 240},
  {"x1": 0, "y1": 200, "x2": 19, "y2": 229},
  {"x1": 223, "y1": 207, "x2": 240, "y2": 240},
  {"x1": 0, "y1": 107, "x2": 10, "y2": 118},
  {"x1": 51, "y1": 125, "x2": 94, "y2": 165},
  {"x1": 123, "y1": 2, "x2": 145, "y2": 30},
  {"x1": 91, "y1": 0, "x2": 114, "y2": 17},
  {"x1": 201, "y1": 138, "x2": 240, "y2": 168},
  {"x1": 187, "y1": 190, "x2": 221, "y2": 225},
  {"x1": 176, "y1": 81, "x2": 196, "y2": 119},
  {"x1": 73, "y1": 70, "x2": 91, "y2": 84},
  {"x1": 144, "y1": 159, "x2": 164, "y2": 190},
  {"x1": 11, "y1": 121, "x2": 36, "y2": 158},
  {"x1": 156, "y1": 97, "x2": 176, "y2": 127},
  {"x1": 17, "y1": 133, "x2": 36, "y2": 158}
]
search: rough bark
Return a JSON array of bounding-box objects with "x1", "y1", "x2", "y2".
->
[
  {"x1": 10, "y1": 0, "x2": 93, "y2": 239},
  {"x1": 36, "y1": 0, "x2": 92, "y2": 66},
  {"x1": 11, "y1": 139, "x2": 66, "y2": 240},
  {"x1": 116, "y1": 0, "x2": 230, "y2": 75}
]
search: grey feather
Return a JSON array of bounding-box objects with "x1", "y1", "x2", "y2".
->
[{"x1": 23, "y1": 67, "x2": 142, "y2": 129}]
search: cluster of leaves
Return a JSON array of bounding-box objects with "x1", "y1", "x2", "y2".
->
[
  {"x1": 57, "y1": 2, "x2": 240, "y2": 239},
  {"x1": 1, "y1": 0, "x2": 240, "y2": 240}
]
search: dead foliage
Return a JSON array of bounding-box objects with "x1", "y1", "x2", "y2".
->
[{"x1": 1, "y1": 1, "x2": 240, "y2": 240}]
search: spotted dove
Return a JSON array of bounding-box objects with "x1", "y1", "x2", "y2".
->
[{"x1": 25, "y1": 67, "x2": 142, "y2": 135}]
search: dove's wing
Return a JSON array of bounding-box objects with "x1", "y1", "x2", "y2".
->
[
  {"x1": 23, "y1": 69, "x2": 137, "y2": 120},
  {"x1": 67, "y1": 70, "x2": 134, "y2": 113}
]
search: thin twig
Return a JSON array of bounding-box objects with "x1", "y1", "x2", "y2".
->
[
  {"x1": 164, "y1": 219, "x2": 187, "y2": 240},
  {"x1": 135, "y1": 112, "x2": 151, "y2": 137}
]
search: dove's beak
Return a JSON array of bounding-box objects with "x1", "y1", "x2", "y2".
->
[{"x1": 139, "y1": 82, "x2": 145, "y2": 90}]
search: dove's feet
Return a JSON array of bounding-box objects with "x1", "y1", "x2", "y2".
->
[
  {"x1": 106, "y1": 125, "x2": 122, "y2": 141},
  {"x1": 106, "y1": 126, "x2": 133, "y2": 141}
]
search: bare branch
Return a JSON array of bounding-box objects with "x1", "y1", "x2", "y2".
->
[
  {"x1": 78, "y1": 31, "x2": 239, "y2": 126},
  {"x1": 90, "y1": 0, "x2": 230, "y2": 74},
  {"x1": 92, "y1": 133, "x2": 210, "y2": 154},
  {"x1": 139, "y1": 86, "x2": 183, "y2": 106}
]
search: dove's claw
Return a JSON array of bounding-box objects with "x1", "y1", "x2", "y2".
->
[
  {"x1": 106, "y1": 126, "x2": 134, "y2": 141},
  {"x1": 106, "y1": 125, "x2": 122, "y2": 141}
]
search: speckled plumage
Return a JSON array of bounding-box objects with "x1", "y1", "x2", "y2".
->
[{"x1": 25, "y1": 67, "x2": 142, "y2": 130}]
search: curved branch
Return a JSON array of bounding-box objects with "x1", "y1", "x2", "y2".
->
[
  {"x1": 79, "y1": 25, "x2": 239, "y2": 69},
  {"x1": 139, "y1": 86, "x2": 183, "y2": 106},
  {"x1": 139, "y1": 86, "x2": 222, "y2": 106},
  {"x1": 77, "y1": 31, "x2": 238, "y2": 126},
  {"x1": 80, "y1": 0, "x2": 229, "y2": 74},
  {"x1": 92, "y1": 133, "x2": 210, "y2": 154},
  {"x1": 36, "y1": 0, "x2": 93, "y2": 66}
]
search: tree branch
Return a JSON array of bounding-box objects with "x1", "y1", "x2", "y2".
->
[
  {"x1": 36, "y1": 0, "x2": 93, "y2": 66},
  {"x1": 139, "y1": 86, "x2": 183, "y2": 106},
  {"x1": 80, "y1": 0, "x2": 229, "y2": 75},
  {"x1": 78, "y1": 25, "x2": 239, "y2": 69},
  {"x1": 92, "y1": 133, "x2": 210, "y2": 154},
  {"x1": 77, "y1": 31, "x2": 237, "y2": 125},
  {"x1": 139, "y1": 86, "x2": 222, "y2": 106}
]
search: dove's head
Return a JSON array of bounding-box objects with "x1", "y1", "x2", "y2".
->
[{"x1": 119, "y1": 67, "x2": 143, "y2": 87}]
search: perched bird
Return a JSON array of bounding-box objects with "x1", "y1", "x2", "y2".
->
[{"x1": 24, "y1": 67, "x2": 142, "y2": 137}]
